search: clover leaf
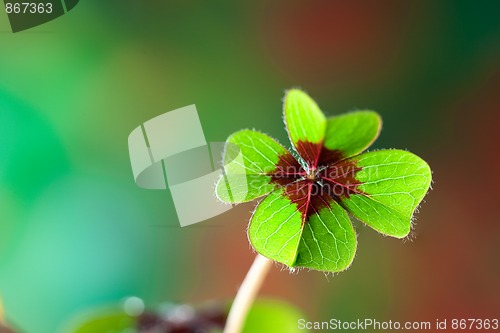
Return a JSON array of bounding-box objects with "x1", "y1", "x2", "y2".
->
[{"x1": 216, "y1": 89, "x2": 432, "y2": 273}]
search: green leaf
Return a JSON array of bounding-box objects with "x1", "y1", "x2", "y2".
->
[
  {"x1": 249, "y1": 181, "x2": 357, "y2": 272},
  {"x1": 341, "y1": 149, "x2": 432, "y2": 238},
  {"x1": 243, "y1": 299, "x2": 309, "y2": 333},
  {"x1": 215, "y1": 89, "x2": 433, "y2": 273},
  {"x1": 63, "y1": 311, "x2": 135, "y2": 333},
  {"x1": 294, "y1": 200, "x2": 357, "y2": 272},
  {"x1": 248, "y1": 189, "x2": 303, "y2": 266},
  {"x1": 323, "y1": 111, "x2": 381, "y2": 158},
  {"x1": 283, "y1": 89, "x2": 326, "y2": 166},
  {"x1": 216, "y1": 130, "x2": 293, "y2": 203}
]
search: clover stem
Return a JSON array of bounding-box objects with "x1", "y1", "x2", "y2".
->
[{"x1": 223, "y1": 254, "x2": 273, "y2": 333}]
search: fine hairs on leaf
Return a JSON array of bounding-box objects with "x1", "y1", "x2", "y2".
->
[
  {"x1": 218, "y1": 88, "x2": 432, "y2": 333},
  {"x1": 217, "y1": 88, "x2": 432, "y2": 272}
]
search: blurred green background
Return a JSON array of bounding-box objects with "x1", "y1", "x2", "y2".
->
[{"x1": 1, "y1": 1, "x2": 499, "y2": 332}]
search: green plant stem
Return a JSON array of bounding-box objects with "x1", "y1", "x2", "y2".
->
[{"x1": 223, "y1": 254, "x2": 273, "y2": 333}]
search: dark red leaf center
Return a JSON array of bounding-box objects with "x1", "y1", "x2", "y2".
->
[{"x1": 268, "y1": 141, "x2": 364, "y2": 223}]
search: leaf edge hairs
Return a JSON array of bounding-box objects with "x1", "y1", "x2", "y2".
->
[{"x1": 216, "y1": 89, "x2": 432, "y2": 273}]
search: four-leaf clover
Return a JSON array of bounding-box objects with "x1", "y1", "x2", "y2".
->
[{"x1": 216, "y1": 89, "x2": 432, "y2": 272}]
